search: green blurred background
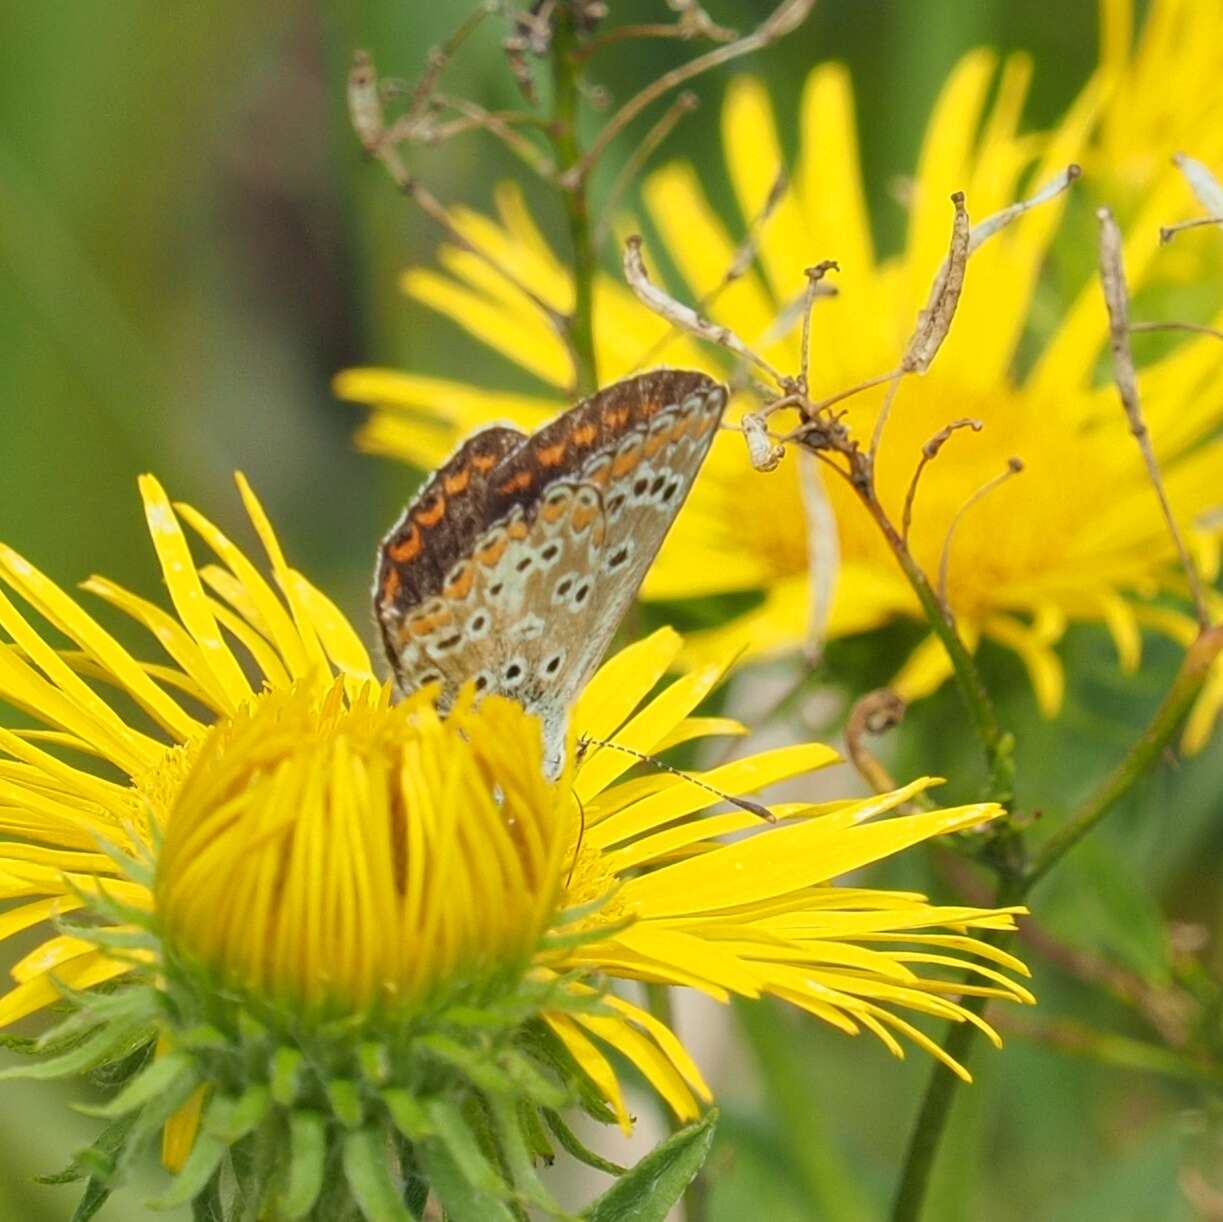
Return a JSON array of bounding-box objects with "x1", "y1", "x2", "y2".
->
[{"x1": 2, "y1": 2, "x2": 1221, "y2": 1219}]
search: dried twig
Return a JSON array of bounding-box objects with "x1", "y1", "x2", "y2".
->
[
  {"x1": 937, "y1": 458, "x2": 1024, "y2": 604},
  {"x1": 593, "y1": 91, "x2": 700, "y2": 246},
  {"x1": 561, "y1": 0, "x2": 817, "y2": 186},
  {"x1": 634, "y1": 167, "x2": 793, "y2": 370},
  {"x1": 426, "y1": 94, "x2": 556, "y2": 178},
  {"x1": 901, "y1": 419, "x2": 983, "y2": 544},
  {"x1": 623, "y1": 235, "x2": 787, "y2": 383},
  {"x1": 348, "y1": 51, "x2": 567, "y2": 336},
  {"x1": 1161, "y1": 152, "x2": 1223, "y2": 243},
  {"x1": 845, "y1": 689, "x2": 906, "y2": 797},
  {"x1": 799, "y1": 453, "x2": 840, "y2": 664},
  {"x1": 1129, "y1": 319, "x2": 1223, "y2": 343},
  {"x1": 1097, "y1": 207, "x2": 1210, "y2": 629},
  {"x1": 798, "y1": 261, "x2": 840, "y2": 391}
]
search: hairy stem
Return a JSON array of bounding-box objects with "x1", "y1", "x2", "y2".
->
[
  {"x1": 863, "y1": 489, "x2": 1014, "y2": 804},
  {"x1": 1027, "y1": 624, "x2": 1223, "y2": 886},
  {"x1": 890, "y1": 625, "x2": 1222, "y2": 1220},
  {"x1": 550, "y1": 11, "x2": 599, "y2": 397}
]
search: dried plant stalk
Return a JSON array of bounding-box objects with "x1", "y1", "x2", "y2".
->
[{"x1": 1097, "y1": 207, "x2": 1210, "y2": 628}]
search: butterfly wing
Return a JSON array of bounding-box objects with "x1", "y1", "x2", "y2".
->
[
  {"x1": 377, "y1": 369, "x2": 727, "y2": 766},
  {"x1": 375, "y1": 423, "x2": 526, "y2": 689}
]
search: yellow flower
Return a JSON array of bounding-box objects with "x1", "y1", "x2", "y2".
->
[
  {"x1": 336, "y1": 23, "x2": 1223, "y2": 748},
  {"x1": 0, "y1": 474, "x2": 1031, "y2": 1146},
  {"x1": 155, "y1": 684, "x2": 567, "y2": 1016}
]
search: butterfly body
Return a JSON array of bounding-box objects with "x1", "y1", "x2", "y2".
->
[{"x1": 375, "y1": 368, "x2": 727, "y2": 771}]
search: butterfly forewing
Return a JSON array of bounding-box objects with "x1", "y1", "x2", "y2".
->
[{"x1": 375, "y1": 369, "x2": 727, "y2": 768}]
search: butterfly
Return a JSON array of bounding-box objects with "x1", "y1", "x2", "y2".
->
[{"x1": 374, "y1": 368, "x2": 728, "y2": 773}]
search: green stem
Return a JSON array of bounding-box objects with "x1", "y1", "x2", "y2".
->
[
  {"x1": 890, "y1": 624, "x2": 1222, "y2": 1222},
  {"x1": 645, "y1": 983, "x2": 711, "y2": 1221},
  {"x1": 888, "y1": 886, "x2": 1020, "y2": 1222},
  {"x1": 1026, "y1": 624, "x2": 1222, "y2": 885},
  {"x1": 550, "y1": 8, "x2": 599, "y2": 397},
  {"x1": 867, "y1": 492, "x2": 1014, "y2": 803}
]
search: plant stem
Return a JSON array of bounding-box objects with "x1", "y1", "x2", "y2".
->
[
  {"x1": 1026, "y1": 623, "x2": 1223, "y2": 886},
  {"x1": 864, "y1": 489, "x2": 1014, "y2": 803},
  {"x1": 889, "y1": 624, "x2": 1222, "y2": 1221},
  {"x1": 550, "y1": 9, "x2": 599, "y2": 397}
]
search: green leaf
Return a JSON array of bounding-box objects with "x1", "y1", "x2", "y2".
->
[
  {"x1": 76, "y1": 1049, "x2": 197, "y2": 1118},
  {"x1": 416, "y1": 1134, "x2": 517, "y2": 1222},
  {"x1": 37, "y1": 1114, "x2": 137, "y2": 1185},
  {"x1": 204, "y1": 1085, "x2": 271, "y2": 1143},
  {"x1": 416, "y1": 1033, "x2": 516, "y2": 1094},
  {"x1": 277, "y1": 1111, "x2": 328, "y2": 1220},
  {"x1": 519, "y1": 1101, "x2": 555, "y2": 1166},
  {"x1": 270, "y1": 1046, "x2": 304, "y2": 1106},
  {"x1": 381, "y1": 1089, "x2": 433, "y2": 1142},
  {"x1": 146, "y1": 1132, "x2": 227, "y2": 1209},
  {"x1": 190, "y1": 1174, "x2": 225, "y2": 1222},
  {"x1": 343, "y1": 1126, "x2": 412, "y2": 1221},
  {"x1": 500, "y1": 1048, "x2": 570, "y2": 1109},
  {"x1": 424, "y1": 1097, "x2": 515, "y2": 1201},
  {"x1": 542, "y1": 1110, "x2": 626, "y2": 1176},
  {"x1": 487, "y1": 1093, "x2": 565, "y2": 1216},
  {"x1": 70, "y1": 1176, "x2": 114, "y2": 1222},
  {"x1": 0, "y1": 1021, "x2": 140, "y2": 1082},
  {"x1": 327, "y1": 1079, "x2": 365, "y2": 1128},
  {"x1": 585, "y1": 1109, "x2": 718, "y2": 1222}
]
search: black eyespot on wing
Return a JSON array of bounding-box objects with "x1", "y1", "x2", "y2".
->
[
  {"x1": 505, "y1": 662, "x2": 522, "y2": 680},
  {"x1": 608, "y1": 546, "x2": 629, "y2": 568},
  {"x1": 573, "y1": 581, "x2": 590, "y2": 605}
]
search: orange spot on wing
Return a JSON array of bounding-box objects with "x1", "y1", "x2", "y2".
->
[
  {"x1": 476, "y1": 532, "x2": 508, "y2": 567},
  {"x1": 570, "y1": 423, "x2": 598, "y2": 447},
  {"x1": 604, "y1": 406, "x2": 631, "y2": 430},
  {"x1": 498, "y1": 470, "x2": 534, "y2": 495},
  {"x1": 584, "y1": 457, "x2": 612, "y2": 489},
  {"x1": 536, "y1": 441, "x2": 567, "y2": 467},
  {"x1": 471, "y1": 452, "x2": 498, "y2": 472},
  {"x1": 415, "y1": 495, "x2": 447, "y2": 527},
  {"x1": 571, "y1": 502, "x2": 598, "y2": 534},
  {"x1": 612, "y1": 444, "x2": 643, "y2": 478},
  {"x1": 542, "y1": 493, "x2": 571, "y2": 524},
  {"x1": 643, "y1": 426, "x2": 671, "y2": 458},
  {"x1": 380, "y1": 566, "x2": 402, "y2": 602},
  {"x1": 443, "y1": 467, "x2": 471, "y2": 495},
  {"x1": 388, "y1": 526, "x2": 422, "y2": 563},
  {"x1": 507, "y1": 518, "x2": 529, "y2": 541},
  {"x1": 443, "y1": 563, "x2": 475, "y2": 601}
]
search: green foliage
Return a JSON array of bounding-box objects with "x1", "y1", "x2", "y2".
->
[{"x1": 584, "y1": 1109, "x2": 718, "y2": 1222}]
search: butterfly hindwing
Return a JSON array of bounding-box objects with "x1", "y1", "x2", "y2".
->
[
  {"x1": 375, "y1": 424, "x2": 526, "y2": 683},
  {"x1": 376, "y1": 370, "x2": 728, "y2": 764}
]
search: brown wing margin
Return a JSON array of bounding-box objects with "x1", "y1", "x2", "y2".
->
[
  {"x1": 375, "y1": 425, "x2": 526, "y2": 631},
  {"x1": 481, "y1": 369, "x2": 722, "y2": 524}
]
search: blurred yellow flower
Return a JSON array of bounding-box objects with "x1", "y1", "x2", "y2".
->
[
  {"x1": 337, "y1": 24, "x2": 1223, "y2": 749},
  {"x1": 0, "y1": 476, "x2": 1031, "y2": 1145}
]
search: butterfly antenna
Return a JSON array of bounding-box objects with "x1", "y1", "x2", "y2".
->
[{"x1": 576, "y1": 735, "x2": 775, "y2": 823}]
